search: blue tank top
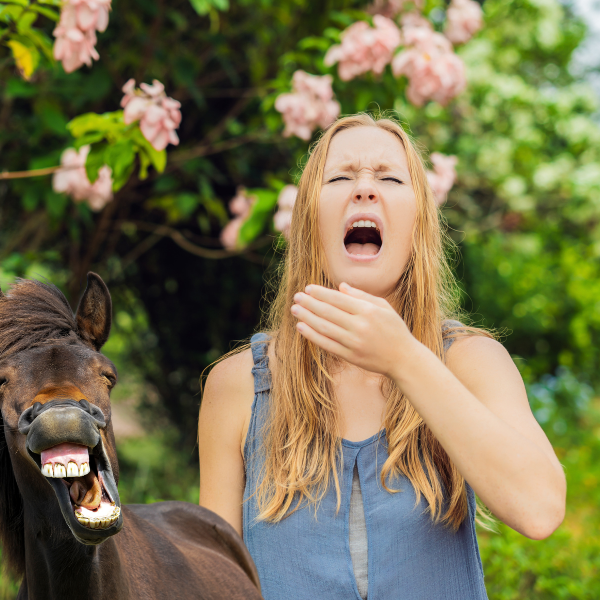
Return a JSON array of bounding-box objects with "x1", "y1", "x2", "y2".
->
[{"x1": 243, "y1": 332, "x2": 488, "y2": 600}]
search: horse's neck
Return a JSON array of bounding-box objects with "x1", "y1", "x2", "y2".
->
[{"x1": 21, "y1": 505, "x2": 126, "y2": 600}]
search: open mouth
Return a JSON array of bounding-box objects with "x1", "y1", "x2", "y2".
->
[
  {"x1": 344, "y1": 218, "x2": 382, "y2": 257},
  {"x1": 34, "y1": 442, "x2": 120, "y2": 531}
]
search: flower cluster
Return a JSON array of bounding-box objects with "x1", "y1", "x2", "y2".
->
[
  {"x1": 391, "y1": 16, "x2": 466, "y2": 106},
  {"x1": 324, "y1": 15, "x2": 401, "y2": 81},
  {"x1": 52, "y1": 145, "x2": 113, "y2": 211},
  {"x1": 53, "y1": 0, "x2": 111, "y2": 73},
  {"x1": 121, "y1": 79, "x2": 182, "y2": 151},
  {"x1": 273, "y1": 185, "x2": 298, "y2": 238},
  {"x1": 426, "y1": 152, "x2": 458, "y2": 206},
  {"x1": 444, "y1": 0, "x2": 483, "y2": 45},
  {"x1": 275, "y1": 71, "x2": 340, "y2": 141},
  {"x1": 220, "y1": 188, "x2": 256, "y2": 250}
]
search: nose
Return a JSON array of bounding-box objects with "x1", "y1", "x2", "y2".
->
[{"x1": 352, "y1": 176, "x2": 378, "y2": 203}]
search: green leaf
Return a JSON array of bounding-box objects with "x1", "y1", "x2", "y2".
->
[
  {"x1": 37, "y1": 0, "x2": 60, "y2": 5},
  {"x1": 238, "y1": 188, "x2": 278, "y2": 245},
  {"x1": 26, "y1": 28, "x2": 54, "y2": 61},
  {"x1": 189, "y1": 0, "x2": 210, "y2": 15},
  {"x1": 16, "y1": 9, "x2": 36, "y2": 31},
  {"x1": 5, "y1": 75, "x2": 36, "y2": 97},
  {"x1": 85, "y1": 143, "x2": 108, "y2": 184},
  {"x1": 0, "y1": 5, "x2": 23, "y2": 21},
  {"x1": 5, "y1": 0, "x2": 29, "y2": 7},
  {"x1": 7, "y1": 36, "x2": 39, "y2": 79},
  {"x1": 189, "y1": 0, "x2": 228, "y2": 15},
  {"x1": 73, "y1": 132, "x2": 106, "y2": 148},
  {"x1": 105, "y1": 139, "x2": 136, "y2": 191},
  {"x1": 29, "y1": 4, "x2": 59, "y2": 20},
  {"x1": 67, "y1": 111, "x2": 125, "y2": 138},
  {"x1": 45, "y1": 190, "x2": 68, "y2": 220},
  {"x1": 131, "y1": 128, "x2": 166, "y2": 175}
]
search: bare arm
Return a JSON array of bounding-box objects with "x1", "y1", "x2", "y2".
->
[
  {"x1": 291, "y1": 283, "x2": 566, "y2": 540},
  {"x1": 198, "y1": 349, "x2": 255, "y2": 537}
]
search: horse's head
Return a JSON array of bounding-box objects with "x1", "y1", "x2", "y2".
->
[{"x1": 0, "y1": 273, "x2": 123, "y2": 553}]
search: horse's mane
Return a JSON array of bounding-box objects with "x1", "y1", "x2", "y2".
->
[{"x1": 0, "y1": 278, "x2": 78, "y2": 577}]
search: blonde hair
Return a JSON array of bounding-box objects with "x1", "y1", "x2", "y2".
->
[{"x1": 254, "y1": 113, "x2": 490, "y2": 530}]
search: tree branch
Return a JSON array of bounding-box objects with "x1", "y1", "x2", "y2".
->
[{"x1": 119, "y1": 221, "x2": 274, "y2": 259}]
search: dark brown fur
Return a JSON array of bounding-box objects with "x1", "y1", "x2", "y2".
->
[{"x1": 0, "y1": 276, "x2": 262, "y2": 600}]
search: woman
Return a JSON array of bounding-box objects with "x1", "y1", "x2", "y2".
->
[{"x1": 198, "y1": 114, "x2": 565, "y2": 600}]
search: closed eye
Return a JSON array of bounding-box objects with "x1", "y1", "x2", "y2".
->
[
  {"x1": 328, "y1": 176, "x2": 352, "y2": 183},
  {"x1": 103, "y1": 374, "x2": 117, "y2": 387},
  {"x1": 381, "y1": 177, "x2": 403, "y2": 184}
]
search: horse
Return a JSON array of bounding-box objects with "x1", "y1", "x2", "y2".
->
[{"x1": 0, "y1": 273, "x2": 263, "y2": 600}]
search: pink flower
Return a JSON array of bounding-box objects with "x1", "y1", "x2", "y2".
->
[
  {"x1": 324, "y1": 16, "x2": 401, "y2": 81},
  {"x1": 69, "y1": 0, "x2": 111, "y2": 32},
  {"x1": 392, "y1": 18, "x2": 466, "y2": 106},
  {"x1": 121, "y1": 79, "x2": 182, "y2": 151},
  {"x1": 220, "y1": 188, "x2": 255, "y2": 249},
  {"x1": 52, "y1": 145, "x2": 113, "y2": 211},
  {"x1": 273, "y1": 185, "x2": 298, "y2": 238},
  {"x1": 426, "y1": 153, "x2": 457, "y2": 205},
  {"x1": 275, "y1": 71, "x2": 340, "y2": 141},
  {"x1": 444, "y1": 0, "x2": 483, "y2": 45},
  {"x1": 367, "y1": 0, "x2": 423, "y2": 18},
  {"x1": 52, "y1": 0, "x2": 111, "y2": 73}
]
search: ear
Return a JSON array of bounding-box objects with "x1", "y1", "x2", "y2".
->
[{"x1": 76, "y1": 272, "x2": 112, "y2": 351}]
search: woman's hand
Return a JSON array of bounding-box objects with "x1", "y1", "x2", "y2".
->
[{"x1": 291, "y1": 282, "x2": 418, "y2": 378}]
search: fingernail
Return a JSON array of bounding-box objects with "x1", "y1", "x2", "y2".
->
[
  {"x1": 291, "y1": 305, "x2": 299, "y2": 315},
  {"x1": 305, "y1": 285, "x2": 312, "y2": 294},
  {"x1": 294, "y1": 293, "x2": 302, "y2": 302}
]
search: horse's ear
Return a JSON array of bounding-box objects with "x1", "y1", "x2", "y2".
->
[{"x1": 76, "y1": 272, "x2": 112, "y2": 351}]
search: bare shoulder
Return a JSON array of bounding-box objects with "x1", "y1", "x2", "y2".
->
[
  {"x1": 446, "y1": 334, "x2": 513, "y2": 371},
  {"x1": 445, "y1": 334, "x2": 527, "y2": 409},
  {"x1": 199, "y1": 348, "x2": 255, "y2": 450},
  {"x1": 203, "y1": 348, "x2": 255, "y2": 401}
]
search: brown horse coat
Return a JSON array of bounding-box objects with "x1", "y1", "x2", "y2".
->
[{"x1": 0, "y1": 273, "x2": 262, "y2": 600}]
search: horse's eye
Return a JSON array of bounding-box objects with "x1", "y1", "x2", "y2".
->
[
  {"x1": 0, "y1": 378, "x2": 7, "y2": 388},
  {"x1": 103, "y1": 374, "x2": 116, "y2": 387}
]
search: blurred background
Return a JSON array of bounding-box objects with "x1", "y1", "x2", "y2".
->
[{"x1": 1, "y1": 0, "x2": 600, "y2": 597}]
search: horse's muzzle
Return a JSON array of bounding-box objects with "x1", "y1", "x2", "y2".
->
[
  {"x1": 17, "y1": 398, "x2": 123, "y2": 544},
  {"x1": 18, "y1": 398, "x2": 105, "y2": 452}
]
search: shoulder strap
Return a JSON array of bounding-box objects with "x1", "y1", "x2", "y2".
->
[
  {"x1": 442, "y1": 319, "x2": 465, "y2": 353},
  {"x1": 250, "y1": 332, "x2": 272, "y2": 393}
]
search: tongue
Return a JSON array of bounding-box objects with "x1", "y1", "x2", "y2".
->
[
  {"x1": 345, "y1": 242, "x2": 380, "y2": 256},
  {"x1": 69, "y1": 471, "x2": 102, "y2": 510}
]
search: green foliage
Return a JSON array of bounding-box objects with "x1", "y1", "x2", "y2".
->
[
  {"x1": 67, "y1": 112, "x2": 166, "y2": 189},
  {"x1": 479, "y1": 371, "x2": 600, "y2": 598},
  {"x1": 238, "y1": 188, "x2": 279, "y2": 246}
]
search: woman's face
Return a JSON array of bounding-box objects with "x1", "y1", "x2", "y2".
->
[{"x1": 319, "y1": 126, "x2": 417, "y2": 298}]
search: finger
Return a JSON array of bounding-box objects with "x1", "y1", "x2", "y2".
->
[
  {"x1": 291, "y1": 303, "x2": 353, "y2": 346},
  {"x1": 294, "y1": 292, "x2": 354, "y2": 329},
  {"x1": 339, "y1": 282, "x2": 389, "y2": 308},
  {"x1": 304, "y1": 285, "x2": 366, "y2": 314},
  {"x1": 295, "y1": 322, "x2": 350, "y2": 360}
]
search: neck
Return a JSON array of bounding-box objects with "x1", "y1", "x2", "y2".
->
[{"x1": 22, "y1": 501, "x2": 125, "y2": 600}]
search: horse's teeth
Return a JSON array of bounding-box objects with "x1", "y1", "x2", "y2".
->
[
  {"x1": 54, "y1": 464, "x2": 66, "y2": 478},
  {"x1": 42, "y1": 464, "x2": 53, "y2": 477},
  {"x1": 67, "y1": 462, "x2": 79, "y2": 477},
  {"x1": 79, "y1": 463, "x2": 89, "y2": 477}
]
